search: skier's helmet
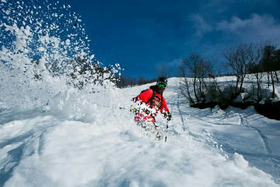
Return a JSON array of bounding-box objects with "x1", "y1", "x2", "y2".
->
[{"x1": 157, "y1": 77, "x2": 168, "y2": 88}]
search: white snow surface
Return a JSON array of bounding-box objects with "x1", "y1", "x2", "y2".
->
[
  {"x1": 0, "y1": 78, "x2": 279, "y2": 187},
  {"x1": 1, "y1": 1, "x2": 279, "y2": 185}
]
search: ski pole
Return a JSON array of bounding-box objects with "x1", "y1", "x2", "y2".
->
[{"x1": 165, "y1": 120, "x2": 169, "y2": 142}]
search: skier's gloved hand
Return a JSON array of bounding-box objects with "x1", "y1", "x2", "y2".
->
[
  {"x1": 132, "y1": 97, "x2": 138, "y2": 102},
  {"x1": 164, "y1": 112, "x2": 172, "y2": 121}
]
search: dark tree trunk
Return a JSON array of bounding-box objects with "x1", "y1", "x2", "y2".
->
[{"x1": 271, "y1": 72, "x2": 275, "y2": 98}]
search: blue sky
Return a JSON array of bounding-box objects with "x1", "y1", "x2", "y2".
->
[{"x1": 62, "y1": 0, "x2": 280, "y2": 78}]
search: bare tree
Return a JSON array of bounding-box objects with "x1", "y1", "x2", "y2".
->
[
  {"x1": 181, "y1": 54, "x2": 213, "y2": 104},
  {"x1": 183, "y1": 54, "x2": 201, "y2": 102},
  {"x1": 223, "y1": 44, "x2": 253, "y2": 97},
  {"x1": 178, "y1": 65, "x2": 195, "y2": 105},
  {"x1": 247, "y1": 44, "x2": 265, "y2": 101},
  {"x1": 273, "y1": 49, "x2": 280, "y2": 83},
  {"x1": 197, "y1": 59, "x2": 213, "y2": 98},
  {"x1": 261, "y1": 45, "x2": 278, "y2": 98}
]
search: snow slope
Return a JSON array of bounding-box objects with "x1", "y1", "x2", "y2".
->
[
  {"x1": 1, "y1": 1, "x2": 279, "y2": 186},
  {"x1": 0, "y1": 78, "x2": 279, "y2": 187}
]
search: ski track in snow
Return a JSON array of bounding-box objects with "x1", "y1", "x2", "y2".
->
[
  {"x1": 0, "y1": 78, "x2": 280, "y2": 186},
  {"x1": 237, "y1": 113, "x2": 280, "y2": 183}
]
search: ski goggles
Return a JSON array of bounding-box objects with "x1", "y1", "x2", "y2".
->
[{"x1": 158, "y1": 83, "x2": 166, "y2": 89}]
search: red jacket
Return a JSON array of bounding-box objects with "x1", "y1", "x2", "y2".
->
[{"x1": 136, "y1": 87, "x2": 169, "y2": 114}]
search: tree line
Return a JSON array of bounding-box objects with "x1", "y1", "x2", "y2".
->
[
  {"x1": 180, "y1": 43, "x2": 280, "y2": 109},
  {"x1": 116, "y1": 76, "x2": 157, "y2": 88}
]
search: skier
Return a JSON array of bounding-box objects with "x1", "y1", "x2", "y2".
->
[{"x1": 131, "y1": 77, "x2": 172, "y2": 139}]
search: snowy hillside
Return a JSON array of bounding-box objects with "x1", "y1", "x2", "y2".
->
[
  {"x1": 0, "y1": 78, "x2": 280, "y2": 186},
  {"x1": 1, "y1": 1, "x2": 280, "y2": 186}
]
